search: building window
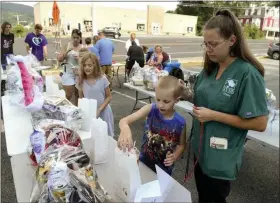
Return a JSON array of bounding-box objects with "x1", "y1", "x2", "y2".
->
[
  {"x1": 137, "y1": 24, "x2": 145, "y2": 31},
  {"x1": 245, "y1": 9, "x2": 249, "y2": 16},
  {"x1": 49, "y1": 18, "x2": 53, "y2": 26},
  {"x1": 257, "y1": 9, "x2": 261, "y2": 15},
  {"x1": 187, "y1": 27, "x2": 193, "y2": 33}
]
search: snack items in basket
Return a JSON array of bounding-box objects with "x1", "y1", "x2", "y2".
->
[
  {"x1": 31, "y1": 144, "x2": 112, "y2": 203},
  {"x1": 30, "y1": 123, "x2": 82, "y2": 166}
]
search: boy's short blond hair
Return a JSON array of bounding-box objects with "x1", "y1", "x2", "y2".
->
[{"x1": 156, "y1": 76, "x2": 183, "y2": 98}]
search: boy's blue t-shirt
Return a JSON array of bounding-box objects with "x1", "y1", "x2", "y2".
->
[{"x1": 140, "y1": 103, "x2": 186, "y2": 172}]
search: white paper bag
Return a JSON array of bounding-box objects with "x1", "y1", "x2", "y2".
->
[
  {"x1": 114, "y1": 147, "x2": 141, "y2": 202},
  {"x1": 45, "y1": 75, "x2": 60, "y2": 95},
  {"x1": 78, "y1": 98, "x2": 97, "y2": 131},
  {"x1": 90, "y1": 118, "x2": 109, "y2": 164},
  {"x1": 134, "y1": 165, "x2": 192, "y2": 203}
]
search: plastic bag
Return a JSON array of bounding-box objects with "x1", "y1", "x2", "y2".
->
[
  {"x1": 25, "y1": 53, "x2": 41, "y2": 70},
  {"x1": 29, "y1": 123, "x2": 83, "y2": 166},
  {"x1": 31, "y1": 97, "x2": 84, "y2": 130},
  {"x1": 5, "y1": 54, "x2": 23, "y2": 93},
  {"x1": 266, "y1": 88, "x2": 278, "y2": 124},
  {"x1": 31, "y1": 144, "x2": 112, "y2": 203},
  {"x1": 143, "y1": 67, "x2": 158, "y2": 91},
  {"x1": 128, "y1": 62, "x2": 142, "y2": 84}
]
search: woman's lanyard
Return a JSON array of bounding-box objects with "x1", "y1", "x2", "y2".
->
[{"x1": 184, "y1": 106, "x2": 204, "y2": 183}]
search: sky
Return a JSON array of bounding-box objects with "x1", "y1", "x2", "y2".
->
[{"x1": 7, "y1": 0, "x2": 179, "y2": 11}]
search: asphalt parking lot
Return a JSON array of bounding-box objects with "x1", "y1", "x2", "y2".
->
[
  {"x1": 1, "y1": 72, "x2": 279, "y2": 203},
  {"x1": 1, "y1": 36, "x2": 279, "y2": 203}
]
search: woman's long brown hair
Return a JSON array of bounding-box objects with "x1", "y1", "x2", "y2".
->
[
  {"x1": 79, "y1": 52, "x2": 103, "y2": 87},
  {"x1": 203, "y1": 9, "x2": 265, "y2": 77}
]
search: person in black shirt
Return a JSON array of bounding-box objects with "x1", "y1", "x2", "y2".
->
[
  {"x1": 126, "y1": 40, "x2": 144, "y2": 75},
  {"x1": 1, "y1": 22, "x2": 14, "y2": 70}
]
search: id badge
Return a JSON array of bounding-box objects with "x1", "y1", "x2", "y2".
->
[{"x1": 210, "y1": 136, "x2": 228, "y2": 149}]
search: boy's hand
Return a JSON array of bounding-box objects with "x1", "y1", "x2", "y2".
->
[
  {"x1": 164, "y1": 151, "x2": 175, "y2": 166},
  {"x1": 118, "y1": 125, "x2": 133, "y2": 151}
]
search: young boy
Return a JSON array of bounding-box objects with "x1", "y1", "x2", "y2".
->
[{"x1": 118, "y1": 76, "x2": 186, "y2": 175}]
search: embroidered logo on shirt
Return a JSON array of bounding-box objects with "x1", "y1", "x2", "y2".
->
[
  {"x1": 246, "y1": 112, "x2": 252, "y2": 116},
  {"x1": 222, "y1": 78, "x2": 238, "y2": 95}
]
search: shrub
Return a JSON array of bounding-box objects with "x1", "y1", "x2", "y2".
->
[{"x1": 243, "y1": 24, "x2": 264, "y2": 39}]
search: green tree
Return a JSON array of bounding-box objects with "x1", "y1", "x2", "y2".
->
[
  {"x1": 174, "y1": 1, "x2": 262, "y2": 36},
  {"x1": 12, "y1": 24, "x2": 25, "y2": 37}
]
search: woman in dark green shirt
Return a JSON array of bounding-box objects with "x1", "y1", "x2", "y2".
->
[{"x1": 182, "y1": 9, "x2": 268, "y2": 203}]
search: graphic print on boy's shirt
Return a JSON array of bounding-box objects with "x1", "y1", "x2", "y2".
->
[{"x1": 141, "y1": 103, "x2": 185, "y2": 162}]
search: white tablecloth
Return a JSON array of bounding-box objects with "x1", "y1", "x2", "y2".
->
[
  {"x1": 123, "y1": 83, "x2": 279, "y2": 149},
  {"x1": 11, "y1": 137, "x2": 192, "y2": 202}
]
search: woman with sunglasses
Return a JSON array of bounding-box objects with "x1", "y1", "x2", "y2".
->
[{"x1": 181, "y1": 9, "x2": 268, "y2": 203}]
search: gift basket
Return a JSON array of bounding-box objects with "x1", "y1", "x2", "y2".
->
[
  {"x1": 29, "y1": 121, "x2": 83, "y2": 166},
  {"x1": 30, "y1": 145, "x2": 112, "y2": 203},
  {"x1": 31, "y1": 96, "x2": 84, "y2": 130},
  {"x1": 5, "y1": 54, "x2": 44, "y2": 112},
  {"x1": 29, "y1": 119, "x2": 113, "y2": 203}
]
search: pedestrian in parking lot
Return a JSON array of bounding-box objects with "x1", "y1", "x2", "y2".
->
[
  {"x1": 24, "y1": 24, "x2": 48, "y2": 62},
  {"x1": 84, "y1": 37, "x2": 92, "y2": 48},
  {"x1": 77, "y1": 52, "x2": 114, "y2": 137},
  {"x1": 1, "y1": 22, "x2": 14, "y2": 70},
  {"x1": 57, "y1": 29, "x2": 84, "y2": 105},
  {"x1": 126, "y1": 40, "x2": 145, "y2": 75},
  {"x1": 88, "y1": 35, "x2": 100, "y2": 59},
  {"x1": 95, "y1": 31, "x2": 115, "y2": 90},
  {"x1": 92, "y1": 35, "x2": 99, "y2": 45},
  {"x1": 147, "y1": 45, "x2": 164, "y2": 70},
  {"x1": 125, "y1": 32, "x2": 140, "y2": 52},
  {"x1": 180, "y1": 9, "x2": 268, "y2": 203},
  {"x1": 1, "y1": 22, "x2": 14, "y2": 97}
]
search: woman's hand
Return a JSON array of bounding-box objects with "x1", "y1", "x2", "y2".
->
[
  {"x1": 117, "y1": 125, "x2": 133, "y2": 151},
  {"x1": 193, "y1": 106, "x2": 215, "y2": 123}
]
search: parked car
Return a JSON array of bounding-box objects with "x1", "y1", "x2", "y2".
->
[
  {"x1": 267, "y1": 42, "x2": 280, "y2": 60},
  {"x1": 99, "y1": 27, "x2": 121, "y2": 39}
]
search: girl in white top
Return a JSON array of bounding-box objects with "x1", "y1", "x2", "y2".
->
[{"x1": 57, "y1": 29, "x2": 84, "y2": 106}]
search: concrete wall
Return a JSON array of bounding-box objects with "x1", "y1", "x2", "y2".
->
[
  {"x1": 95, "y1": 6, "x2": 146, "y2": 32},
  {"x1": 33, "y1": 2, "x2": 198, "y2": 36},
  {"x1": 163, "y1": 13, "x2": 197, "y2": 35},
  {"x1": 147, "y1": 5, "x2": 165, "y2": 34},
  {"x1": 34, "y1": 2, "x2": 92, "y2": 32}
]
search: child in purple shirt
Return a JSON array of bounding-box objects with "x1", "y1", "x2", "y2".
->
[{"x1": 24, "y1": 24, "x2": 48, "y2": 62}]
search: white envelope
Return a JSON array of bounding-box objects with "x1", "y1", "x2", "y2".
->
[{"x1": 134, "y1": 165, "x2": 192, "y2": 203}]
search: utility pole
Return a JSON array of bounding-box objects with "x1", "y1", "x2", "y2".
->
[
  {"x1": 92, "y1": 2, "x2": 98, "y2": 36},
  {"x1": 13, "y1": 14, "x2": 26, "y2": 25}
]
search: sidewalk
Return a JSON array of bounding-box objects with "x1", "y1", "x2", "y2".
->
[{"x1": 175, "y1": 53, "x2": 267, "y2": 67}]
